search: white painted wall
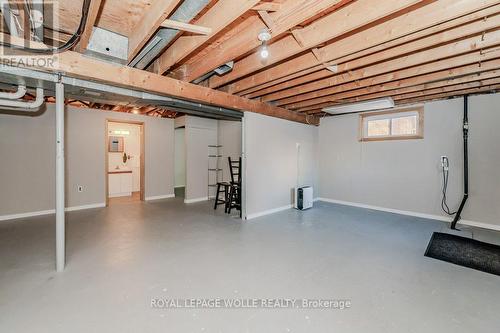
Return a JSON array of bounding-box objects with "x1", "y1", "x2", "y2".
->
[
  {"x1": 0, "y1": 105, "x2": 175, "y2": 217},
  {"x1": 318, "y1": 93, "x2": 500, "y2": 228},
  {"x1": 244, "y1": 112, "x2": 318, "y2": 219},
  {"x1": 218, "y1": 120, "x2": 242, "y2": 182},
  {"x1": 184, "y1": 116, "x2": 218, "y2": 202},
  {"x1": 174, "y1": 128, "x2": 186, "y2": 188}
]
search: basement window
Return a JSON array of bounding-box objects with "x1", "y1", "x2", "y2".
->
[{"x1": 359, "y1": 107, "x2": 424, "y2": 142}]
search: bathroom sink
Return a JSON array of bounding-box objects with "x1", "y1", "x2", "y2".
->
[{"x1": 109, "y1": 166, "x2": 131, "y2": 173}]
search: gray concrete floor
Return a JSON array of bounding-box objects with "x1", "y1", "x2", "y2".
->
[{"x1": 0, "y1": 199, "x2": 499, "y2": 333}]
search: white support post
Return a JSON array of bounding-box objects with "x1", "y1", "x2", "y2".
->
[{"x1": 55, "y1": 78, "x2": 65, "y2": 272}]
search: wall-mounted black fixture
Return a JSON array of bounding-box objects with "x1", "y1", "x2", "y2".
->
[{"x1": 451, "y1": 95, "x2": 469, "y2": 230}]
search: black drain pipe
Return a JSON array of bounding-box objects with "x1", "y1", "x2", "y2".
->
[{"x1": 451, "y1": 95, "x2": 469, "y2": 230}]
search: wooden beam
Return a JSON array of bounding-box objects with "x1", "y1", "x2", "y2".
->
[
  {"x1": 297, "y1": 67, "x2": 500, "y2": 112},
  {"x1": 290, "y1": 28, "x2": 306, "y2": 48},
  {"x1": 160, "y1": 19, "x2": 212, "y2": 35},
  {"x1": 263, "y1": 28, "x2": 500, "y2": 105},
  {"x1": 127, "y1": 0, "x2": 182, "y2": 63},
  {"x1": 207, "y1": 0, "x2": 427, "y2": 88},
  {"x1": 395, "y1": 83, "x2": 500, "y2": 105},
  {"x1": 231, "y1": 0, "x2": 500, "y2": 95},
  {"x1": 153, "y1": 0, "x2": 260, "y2": 74},
  {"x1": 257, "y1": 10, "x2": 275, "y2": 30},
  {"x1": 253, "y1": 12, "x2": 500, "y2": 100},
  {"x1": 171, "y1": 0, "x2": 347, "y2": 81},
  {"x1": 14, "y1": 50, "x2": 316, "y2": 125},
  {"x1": 252, "y1": 2, "x2": 282, "y2": 12},
  {"x1": 288, "y1": 54, "x2": 500, "y2": 111},
  {"x1": 392, "y1": 77, "x2": 500, "y2": 101},
  {"x1": 74, "y1": 0, "x2": 103, "y2": 53},
  {"x1": 310, "y1": 83, "x2": 500, "y2": 113}
]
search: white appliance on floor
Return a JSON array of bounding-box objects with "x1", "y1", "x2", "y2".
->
[{"x1": 294, "y1": 186, "x2": 313, "y2": 210}]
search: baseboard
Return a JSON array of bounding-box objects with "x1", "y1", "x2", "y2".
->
[
  {"x1": 174, "y1": 186, "x2": 185, "y2": 188},
  {"x1": 0, "y1": 203, "x2": 106, "y2": 221},
  {"x1": 65, "y1": 203, "x2": 106, "y2": 212},
  {"x1": 246, "y1": 204, "x2": 293, "y2": 220},
  {"x1": 145, "y1": 194, "x2": 175, "y2": 201},
  {"x1": 0, "y1": 209, "x2": 55, "y2": 221},
  {"x1": 184, "y1": 197, "x2": 209, "y2": 204},
  {"x1": 317, "y1": 198, "x2": 500, "y2": 232}
]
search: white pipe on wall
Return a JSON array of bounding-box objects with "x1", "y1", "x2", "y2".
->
[
  {"x1": 0, "y1": 87, "x2": 44, "y2": 109},
  {"x1": 0, "y1": 85, "x2": 27, "y2": 99},
  {"x1": 55, "y1": 80, "x2": 65, "y2": 272}
]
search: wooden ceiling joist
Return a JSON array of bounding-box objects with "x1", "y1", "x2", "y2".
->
[
  {"x1": 207, "y1": 0, "x2": 429, "y2": 89},
  {"x1": 170, "y1": 0, "x2": 348, "y2": 82},
  {"x1": 261, "y1": 28, "x2": 500, "y2": 106},
  {"x1": 300, "y1": 69, "x2": 500, "y2": 113},
  {"x1": 231, "y1": 0, "x2": 500, "y2": 96},
  {"x1": 254, "y1": 14, "x2": 500, "y2": 101},
  {"x1": 294, "y1": 59, "x2": 500, "y2": 112},
  {"x1": 73, "y1": 0, "x2": 104, "y2": 53},
  {"x1": 127, "y1": 0, "x2": 183, "y2": 63},
  {"x1": 252, "y1": 2, "x2": 282, "y2": 12},
  {"x1": 160, "y1": 20, "x2": 212, "y2": 35},
  {"x1": 393, "y1": 78, "x2": 500, "y2": 101},
  {"x1": 280, "y1": 49, "x2": 500, "y2": 110},
  {"x1": 396, "y1": 83, "x2": 500, "y2": 105},
  {"x1": 3, "y1": 0, "x2": 500, "y2": 123},
  {"x1": 312, "y1": 82, "x2": 500, "y2": 114},
  {"x1": 152, "y1": 0, "x2": 261, "y2": 74}
]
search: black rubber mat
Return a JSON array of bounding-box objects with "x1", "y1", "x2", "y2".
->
[{"x1": 425, "y1": 232, "x2": 500, "y2": 276}]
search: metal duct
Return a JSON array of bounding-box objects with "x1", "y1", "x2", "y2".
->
[
  {"x1": 129, "y1": 0, "x2": 209, "y2": 69},
  {"x1": 0, "y1": 65, "x2": 243, "y2": 120},
  {"x1": 192, "y1": 62, "x2": 234, "y2": 84},
  {"x1": 0, "y1": 88, "x2": 44, "y2": 110},
  {"x1": 0, "y1": 0, "x2": 20, "y2": 37},
  {"x1": 0, "y1": 85, "x2": 27, "y2": 99}
]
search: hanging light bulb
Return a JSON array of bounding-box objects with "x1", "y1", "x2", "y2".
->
[
  {"x1": 260, "y1": 43, "x2": 269, "y2": 59},
  {"x1": 257, "y1": 29, "x2": 272, "y2": 60}
]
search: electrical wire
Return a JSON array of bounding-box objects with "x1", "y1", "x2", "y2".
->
[
  {"x1": 0, "y1": 0, "x2": 91, "y2": 53},
  {"x1": 441, "y1": 158, "x2": 457, "y2": 216}
]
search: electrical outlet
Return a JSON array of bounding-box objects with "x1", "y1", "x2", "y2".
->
[{"x1": 77, "y1": 185, "x2": 84, "y2": 193}]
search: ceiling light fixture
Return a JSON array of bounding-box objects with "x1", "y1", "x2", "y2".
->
[
  {"x1": 322, "y1": 97, "x2": 395, "y2": 115},
  {"x1": 326, "y1": 64, "x2": 338, "y2": 73},
  {"x1": 258, "y1": 29, "x2": 272, "y2": 59}
]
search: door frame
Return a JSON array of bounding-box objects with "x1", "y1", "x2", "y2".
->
[{"x1": 105, "y1": 119, "x2": 145, "y2": 206}]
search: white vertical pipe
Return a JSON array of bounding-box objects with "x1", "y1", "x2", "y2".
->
[{"x1": 55, "y1": 79, "x2": 65, "y2": 272}]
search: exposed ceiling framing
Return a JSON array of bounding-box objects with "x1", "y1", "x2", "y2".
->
[{"x1": 2, "y1": 0, "x2": 500, "y2": 123}]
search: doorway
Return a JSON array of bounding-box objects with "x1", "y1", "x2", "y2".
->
[
  {"x1": 174, "y1": 126, "x2": 186, "y2": 198},
  {"x1": 105, "y1": 119, "x2": 145, "y2": 206}
]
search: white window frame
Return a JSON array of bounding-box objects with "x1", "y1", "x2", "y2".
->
[{"x1": 359, "y1": 106, "x2": 424, "y2": 142}]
